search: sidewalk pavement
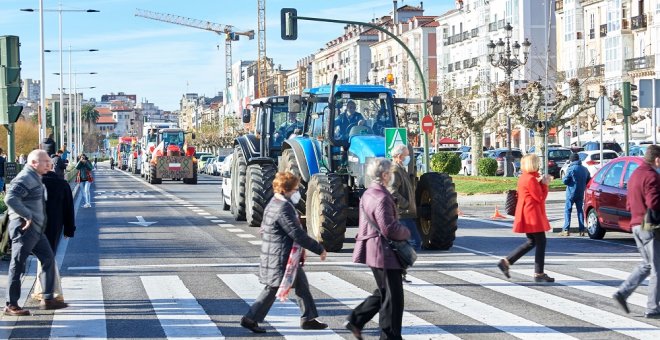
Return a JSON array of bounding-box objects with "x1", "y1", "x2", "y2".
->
[{"x1": 458, "y1": 190, "x2": 566, "y2": 206}]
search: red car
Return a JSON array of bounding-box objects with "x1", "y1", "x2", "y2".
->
[{"x1": 583, "y1": 156, "x2": 644, "y2": 239}]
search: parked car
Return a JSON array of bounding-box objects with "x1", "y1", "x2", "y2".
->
[
  {"x1": 527, "y1": 144, "x2": 562, "y2": 154},
  {"x1": 583, "y1": 156, "x2": 644, "y2": 239},
  {"x1": 220, "y1": 153, "x2": 233, "y2": 210},
  {"x1": 198, "y1": 154, "x2": 214, "y2": 173},
  {"x1": 559, "y1": 150, "x2": 619, "y2": 178},
  {"x1": 488, "y1": 148, "x2": 523, "y2": 176},
  {"x1": 582, "y1": 141, "x2": 623, "y2": 154},
  {"x1": 207, "y1": 155, "x2": 226, "y2": 175},
  {"x1": 546, "y1": 147, "x2": 573, "y2": 178}
]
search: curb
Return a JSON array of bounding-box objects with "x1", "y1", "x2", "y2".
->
[{"x1": 459, "y1": 199, "x2": 565, "y2": 207}]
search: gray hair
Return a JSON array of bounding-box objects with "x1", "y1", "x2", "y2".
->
[
  {"x1": 390, "y1": 144, "x2": 408, "y2": 157},
  {"x1": 366, "y1": 157, "x2": 392, "y2": 185},
  {"x1": 27, "y1": 149, "x2": 47, "y2": 165}
]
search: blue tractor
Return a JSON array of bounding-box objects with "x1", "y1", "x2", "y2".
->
[
  {"x1": 280, "y1": 84, "x2": 458, "y2": 252},
  {"x1": 230, "y1": 96, "x2": 305, "y2": 228}
]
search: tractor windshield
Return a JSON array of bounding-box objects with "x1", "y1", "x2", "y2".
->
[
  {"x1": 331, "y1": 93, "x2": 395, "y2": 142},
  {"x1": 147, "y1": 129, "x2": 158, "y2": 143},
  {"x1": 271, "y1": 102, "x2": 304, "y2": 148},
  {"x1": 162, "y1": 132, "x2": 184, "y2": 146}
]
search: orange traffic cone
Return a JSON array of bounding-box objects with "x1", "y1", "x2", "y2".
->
[{"x1": 490, "y1": 206, "x2": 507, "y2": 219}]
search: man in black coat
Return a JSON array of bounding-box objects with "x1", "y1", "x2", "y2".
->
[
  {"x1": 43, "y1": 134, "x2": 56, "y2": 157},
  {"x1": 51, "y1": 150, "x2": 68, "y2": 180},
  {"x1": 42, "y1": 171, "x2": 76, "y2": 251}
]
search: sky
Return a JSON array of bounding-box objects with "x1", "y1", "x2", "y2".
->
[{"x1": 0, "y1": 0, "x2": 455, "y2": 111}]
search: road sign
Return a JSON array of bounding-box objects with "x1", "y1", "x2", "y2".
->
[
  {"x1": 595, "y1": 96, "x2": 609, "y2": 122},
  {"x1": 421, "y1": 115, "x2": 434, "y2": 134},
  {"x1": 385, "y1": 128, "x2": 407, "y2": 158}
]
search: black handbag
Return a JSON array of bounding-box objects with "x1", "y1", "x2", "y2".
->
[{"x1": 361, "y1": 206, "x2": 417, "y2": 268}]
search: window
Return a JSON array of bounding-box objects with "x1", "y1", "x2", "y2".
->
[
  {"x1": 622, "y1": 161, "x2": 640, "y2": 188},
  {"x1": 602, "y1": 161, "x2": 624, "y2": 187}
]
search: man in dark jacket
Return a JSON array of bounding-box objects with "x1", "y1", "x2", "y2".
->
[
  {"x1": 51, "y1": 150, "x2": 68, "y2": 180},
  {"x1": 613, "y1": 145, "x2": 660, "y2": 318},
  {"x1": 43, "y1": 133, "x2": 56, "y2": 157},
  {"x1": 560, "y1": 153, "x2": 591, "y2": 236},
  {"x1": 42, "y1": 170, "x2": 75, "y2": 251}
]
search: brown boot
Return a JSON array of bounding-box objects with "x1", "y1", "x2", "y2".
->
[
  {"x1": 4, "y1": 305, "x2": 30, "y2": 316},
  {"x1": 40, "y1": 299, "x2": 68, "y2": 310}
]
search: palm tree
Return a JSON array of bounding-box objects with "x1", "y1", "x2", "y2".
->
[{"x1": 81, "y1": 104, "x2": 100, "y2": 133}]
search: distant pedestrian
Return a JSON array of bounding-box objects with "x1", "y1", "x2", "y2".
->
[
  {"x1": 240, "y1": 172, "x2": 328, "y2": 334},
  {"x1": 51, "y1": 150, "x2": 67, "y2": 180},
  {"x1": 18, "y1": 154, "x2": 26, "y2": 165},
  {"x1": 4, "y1": 150, "x2": 69, "y2": 316},
  {"x1": 43, "y1": 133, "x2": 56, "y2": 157},
  {"x1": 497, "y1": 154, "x2": 555, "y2": 283},
  {"x1": 61, "y1": 143, "x2": 69, "y2": 162},
  {"x1": 93, "y1": 156, "x2": 98, "y2": 170},
  {"x1": 110, "y1": 157, "x2": 115, "y2": 170},
  {"x1": 388, "y1": 144, "x2": 421, "y2": 283},
  {"x1": 612, "y1": 145, "x2": 660, "y2": 318},
  {"x1": 0, "y1": 148, "x2": 5, "y2": 193},
  {"x1": 346, "y1": 158, "x2": 411, "y2": 340},
  {"x1": 75, "y1": 154, "x2": 94, "y2": 208},
  {"x1": 560, "y1": 153, "x2": 591, "y2": 236}
]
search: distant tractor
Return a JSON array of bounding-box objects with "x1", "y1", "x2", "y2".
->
[
  {"x1": 115, "y1": 136, "x2": 135, "y2": 171},
  {"x1": 143, "y1": 128, "x2": 198, "y2": 185},
  {"x1": 281, "y1": 83, "x2": 457, "y2": 252},
  {"x1": 230, "y1": 96, "x2": 305, "y2": 228}
]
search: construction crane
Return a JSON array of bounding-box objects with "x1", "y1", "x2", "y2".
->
[
  {"x1": 257, "y1": 0, "x2": 268, "y2": 97},
  {"x1": 135, "y1": 9, "x2": 255, "y2": 96}
]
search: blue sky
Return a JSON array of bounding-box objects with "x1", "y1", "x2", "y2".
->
[{"x1": 1, "y1": 0, "x2": 454, "y2": 111}]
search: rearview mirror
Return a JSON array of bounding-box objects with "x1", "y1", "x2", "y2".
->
[
  {"x1": 288, "y1": 95, "x2": 302, "y2": 113},
  {"x1": 242, "y1": 109, "x2": 251, "y2": 123}
]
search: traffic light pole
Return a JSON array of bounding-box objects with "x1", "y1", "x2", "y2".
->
[
  {"x1": 5, "y1": 123, "x2": 15, "y2": 162},
  {"x1": 281, "y1": 12, "x2": 431, "y2": 172}
]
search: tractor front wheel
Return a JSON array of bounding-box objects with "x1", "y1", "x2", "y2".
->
[
  {"x1": 415, "y1": 172, "x2": 457, "y2": 250},
  {"x1": 230, "y1": 147, "x2": 247, "y2": 221},
  {"x1": 306, "y1": 174, "x2": 347, "y2": 252},
  {"x1": 245, "y1": 164, "x2": 276, "y2": 228},
  {"x1": 279, "y1": 149, "x2": 307, "y2": 218}
]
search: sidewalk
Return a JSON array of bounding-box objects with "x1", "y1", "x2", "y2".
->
[{"x1": 458, "y1": 190, "x2": 566, "y2": 206}]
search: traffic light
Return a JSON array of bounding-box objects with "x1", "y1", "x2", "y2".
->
[
  {"x1": 431, "y1": 96, "x2": 443, "y2": 115},
  {"x1": 622, "y1": 81, "x2": 638, "y2": 117},
  {"x1": 0, "y1": 35, "x2": 23, "y2": 125},
  {"x1": 280, "y1": 8, "x2": 298, "y2": 40}
]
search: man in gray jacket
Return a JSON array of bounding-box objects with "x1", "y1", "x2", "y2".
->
[{"x1": 4, "y1": 150, "x2": 68, "y2": 316}]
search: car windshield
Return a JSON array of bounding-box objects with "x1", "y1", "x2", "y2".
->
[
  {"x1": 548, "y1": 149, "x2": 572, "y2": 160},
  {"x1": 331, "y1": 93, "x2": 395, "y2": 141}
]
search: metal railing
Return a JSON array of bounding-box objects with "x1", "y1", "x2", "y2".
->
[
  {"x1": 600, "y1": 24, "x2": 607, "y2": 37},
  {"x1": 556, "y1": 0, "x2": 564, "y2": 11},
  {"x1": 631, "y1": 14, "x2": 647, "y2": 30},
  {"x1": 589, "y1": 28, "x2": 595, "y2": 39},
  {"x1": 624, "y1": 56, "x2": 655, "y2": 71}
]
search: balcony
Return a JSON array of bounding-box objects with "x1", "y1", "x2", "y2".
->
[
  {"x1": 625, "y1": 56, "x2": 655, "y2": 71},
  {"x1": 448, "y1": 64, "x2": 453, "y2": 72},
  {"x1": 577, "y1": 64, "x2": 604, "y2": 78},
  {"x1": 556, "y1": 0, "x2": 563, "y2": 11},
  {"x1": 463, "y1": 60, "x2": 470, "y2": 69},
  {"x1": 462, "y1": 31, "x2": 470, "y2": 40},
  {"x1": 600, "y1": 24, "x2": 607, "y2": 37},
  {"x1": 471, "y1": 28, "x2": 479, "y2": 38},
  {"x1": 488, "y1": 22, "x2": 497, "y2": 32},
  {"x1": 589, "y1": 28, "x2": 595, "y2": 39},
  {"x1": 631, "y1": 14, "x2": 647, "y2": 30}
]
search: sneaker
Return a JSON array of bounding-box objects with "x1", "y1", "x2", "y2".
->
[
  {"x1": 301, "y1": 319, "x2": 328, "y2": 330},
  {"x1": 558, "y1": 231, "x2": 570, "y2": 236},
  {"x1": 497, "y1": 259, "x2": 511, "y2": 279},
  {"x1": 612, "y1": 292, "x2": 629, "y2": 314},
  {"x1": 645, "y1": 311, "x2": 660, "y2": 319},
  {"x1": 240, "y1": 316, "x2": 266, "y2": 333},
  {"x1": 343, "y1": 320, "x2": 363, "y2": 340},
  {"x1": 402, "y1": 274, "x2": 412, "y2": 283},
  {"x1": 534, "y1": 273, "x2": 555, "y2": 283},
  {"x1": 579, "y1": 231, "x2": 586, "y2": 237},
  {"x1": 40, "y1": 299, "x2": 68, "y2": 310},
  {"x1": 4, "y1": 305, "x2": 30, "y2": 316},
  {"x1": 83, "y1": 203, "x2": 91, "y2": 208}
]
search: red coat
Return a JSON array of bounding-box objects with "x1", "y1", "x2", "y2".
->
[{"x1": 513, "y1": 171, "x2": 550, "y2": 233}]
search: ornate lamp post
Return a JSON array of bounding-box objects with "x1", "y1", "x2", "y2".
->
[{"x1": 487, "y1": 22, "x2": 531, "y2": 176}]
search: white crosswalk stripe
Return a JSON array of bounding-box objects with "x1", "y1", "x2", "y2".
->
[
  {"x1": 581, "y1": 267, "x2": 649, "y2": 284},
  {"x1": 442, "y1": 270, "x2": 660, "y2": 339},
  {"x1": 218, "y1": 273, "x2": 343, "y2": 339},
  {"x1": 50, "y1": 277, "x2": 107, "y2": 339},
  {"x1": 306, "y1": 272, "x2": 459, "y2": 339}
]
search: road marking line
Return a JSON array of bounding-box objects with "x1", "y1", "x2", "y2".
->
[
  {"x1": 218, "y1": 224, "x2": 234, "y2": 228},
  {"x1": 227, "y1": 228, "x2": 243, "y2": 232},
  {"x1": 512, "y1": 269, "x2": 648, "y2": 309},
  {"x1": 307, "y1": 272, "x2": 458, "y2": 339},
  {"x1": 580, "y1": 268, "x2": 648, "y2": 285},
  {"x1": 237, "y1": 234, "x2": 255, "y2": 238},
  {"x1": 197, "y1": 212, "x2": 211, "y2": 216},
  {"x1": 204, "y1": 216, "x2": 219, "y2": 219},
  {"x1": 403, "y1": 274, "x2": 576, "y2": 339},
  {"x1": 141, "y1": 276, "x2": 224, "y2": 339},
  {"x1": 211, "y1": 219, "x2": 225, "y2": 223},
  {"x1": 442, "y1": 270, "x2": 660, "y2": 339},
  {"x1": 50, "y1": 277, "x2": 107, "y2": 339},
  {"x1": 248, "y1": 241, "x2": 262, "y2": 245},
  {"x1": 218, "y1": 274, "x2": 342, "y2": 339}
]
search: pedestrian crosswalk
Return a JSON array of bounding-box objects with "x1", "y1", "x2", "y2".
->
[{"x1": 3, "y1": 267, "x2": 660, "y2": 339}]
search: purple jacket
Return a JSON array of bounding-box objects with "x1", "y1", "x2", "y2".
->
[{"x1": 353, "y1": 182, "x2": 411, "y2": 269}]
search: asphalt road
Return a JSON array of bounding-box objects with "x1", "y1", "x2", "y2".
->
[{"x1": 0, "y1": 163, "x2": 656, "y2": 339}]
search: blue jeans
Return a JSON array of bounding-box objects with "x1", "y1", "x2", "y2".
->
[
  {"x1": 617, "y1": 226, "x2": 660, "y2": 313},
  {"x1": 81, "y1": 181, "x2": 91, "y2": 205},
  {"x1": 562, "y1": 197, "x2": 584, "y2": 232},
  {"x1": 400, "y1": 218, "x2": 422, "y2": 251}
]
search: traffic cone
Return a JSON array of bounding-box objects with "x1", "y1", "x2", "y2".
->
[{"x1": 490, "y1": 206, "x2": 507, "y2": 219}]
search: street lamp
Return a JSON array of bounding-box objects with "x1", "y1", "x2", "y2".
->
[
  {"x1": 45, "y1": 49, "x2": 98, "y2": 150},
  {"x1": 20, "y1": 6, "x2": 99, "y2": 149},
  {"x1": 53, "y1": 72, "x2": 97, "y2": 156},
  {"x1": 487, "y1": 22, "x2": 531, "y2": 177}
]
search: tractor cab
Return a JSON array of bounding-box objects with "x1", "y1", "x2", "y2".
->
[{"x1": 244, "y1": 96, "x2": 305, "y2": 159}]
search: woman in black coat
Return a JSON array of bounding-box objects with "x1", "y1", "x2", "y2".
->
[
  {"x1": 240, "y1": 172, "x2": 328, "y2": 334},
  {"x1": 42, "y1": 171, "x2": 76, "y2": 251}
]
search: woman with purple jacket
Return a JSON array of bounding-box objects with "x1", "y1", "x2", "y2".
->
[{"x1": 344, "y1": 158, "x2": 411, "y2": 340}]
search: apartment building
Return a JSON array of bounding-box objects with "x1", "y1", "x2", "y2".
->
[
  {"x1": 556, "y1": 0, "x2": 659, "y2": 142},
  {"x1": 438, "y1": 0, "x2": 556, "y2": 150}
]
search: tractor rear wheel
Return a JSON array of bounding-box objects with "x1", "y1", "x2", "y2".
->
[
  {"x1": 132, "y1": 159, "x2": 140, "y2": 175},
  {"x1": 415, "y1": 172, "x2": 457, "y2": 250},
  {"x1": 245, "y1": 164, "x2": 276, "y2": 228},
  {"x1": 306, "y1": 174, "x2": 347, "y2": 252},
  {"x1": 230, "y1": 147, "x2": 247, "y2": 221},
  {"x1": 149, "y1": 164, "x2": 162, "y2": 184},
  {"x1": 183, "y1": 162, "x2": 198, "y2": 184},
  {"x1": 279, "y1": 149, "x2": 307, "y2": 218}
]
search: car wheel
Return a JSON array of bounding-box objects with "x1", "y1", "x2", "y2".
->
[{"x1": 586, "y1": 208, "x2": 606, "y2": 240}]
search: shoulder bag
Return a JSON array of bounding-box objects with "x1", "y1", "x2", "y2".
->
[{"x1": 360, "y1": 206, "x2": 417, "y2": 268}]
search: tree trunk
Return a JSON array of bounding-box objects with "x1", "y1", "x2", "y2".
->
[
  {"x1": 470, "y1": 129, "x2": 483, "y2": 176},
  {"x1": 533, "y1": 132, "x2": 546, "y2": 174}
]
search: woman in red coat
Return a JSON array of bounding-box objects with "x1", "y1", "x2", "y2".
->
[{"x1": 497, "y1": 154, "x2": 555, "y2": 282}]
